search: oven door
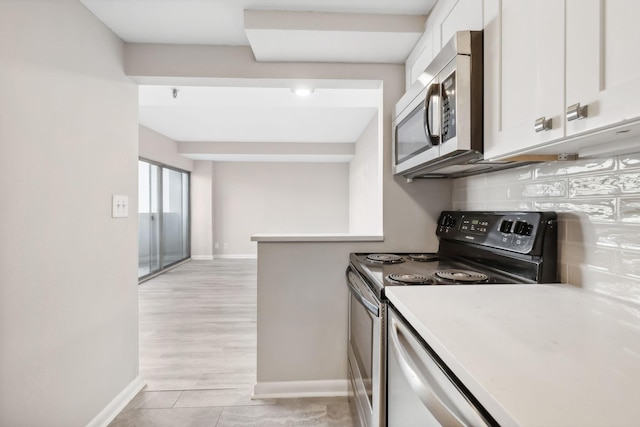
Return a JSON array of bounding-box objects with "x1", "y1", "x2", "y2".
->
[{"x1": 346, "y1": 267, "x2": 383, "y2": 427}]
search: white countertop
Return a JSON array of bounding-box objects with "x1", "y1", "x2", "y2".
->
[
  {"x1": 386, "y1": 284, "x2": 640, "y2": 427},
  {"x1": 250, "y1": 233, "x2": 384, "y2": 242}
]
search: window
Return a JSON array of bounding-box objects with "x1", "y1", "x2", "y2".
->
[{"x1": 138, "y1": 159, "x2": 190, "y2": 280}]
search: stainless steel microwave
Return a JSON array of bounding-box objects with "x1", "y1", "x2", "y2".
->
[{"x1": 392, "y1": 31, "x2": 485, "y2": 179}]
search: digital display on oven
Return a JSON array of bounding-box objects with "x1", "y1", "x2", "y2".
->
[{"x1": 460, "y1": 216, "x2": 490, "y2": 235}]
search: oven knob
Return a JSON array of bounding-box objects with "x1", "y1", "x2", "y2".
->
[
  {"x1": 514, "y1": 221, "x2": 533, "y2": 236},
  {"x1": 440, "y1": 215, "x2": 456, "y2": 228},
  {"x1": 499, "y1": 220, "x2": 513, "y2": 233}
]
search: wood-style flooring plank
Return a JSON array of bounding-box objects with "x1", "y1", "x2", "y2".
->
[
  {"x1": 109, "y1": 259, "x2": 354, "y2": 427},
  {"x1": 138, "y1": 259, "x2": 258, "y2": 391}
]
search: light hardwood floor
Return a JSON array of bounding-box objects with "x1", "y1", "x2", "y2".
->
[{"x1": 109, "y1": 259, "x2": 354, "y2": 427}]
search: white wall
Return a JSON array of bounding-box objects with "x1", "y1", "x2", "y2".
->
[
  {"x1": 213, "y1": 162, "x2": 350, "y2": 256},
  {"x1": 191, "y1": 160, "x2": 215, "y2": 259},
  {"x1": 349, "y1": 114, "x2": 383, "y2": 234},
  {"x1": 139, "y1": 124, "x2": 194, "y2": 172},
  {"x1": 0, "y1": 1, "x2": 139, "y2": 426}
]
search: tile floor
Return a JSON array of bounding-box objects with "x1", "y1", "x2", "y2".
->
[{"x1": 109, "y1": 259, "x2": 354, "y2": 427}]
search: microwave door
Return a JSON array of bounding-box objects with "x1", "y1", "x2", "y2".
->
[
  {"x1": 395, "y1": 100, "x2": 433, "y2": 165},
  {"x1": 425, "y1": 82, "x2": 441, "y2": 146},
  {"x1": 393, "y1": 77, "x2": 442, "y2": 175}
]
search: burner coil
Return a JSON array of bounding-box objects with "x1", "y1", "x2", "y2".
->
[
  {"x1": 408, "y1": 254, "x2": 439, "y2": 262},
  {"x1": 435, "y1": 269, "x2": 489, "y2": 283},
  {"x1": 365, "y1": 254, "x2": 404, "y2": 264},
  {"x1": 386, "y1": 273, "x2": 432, "y2": 285}
]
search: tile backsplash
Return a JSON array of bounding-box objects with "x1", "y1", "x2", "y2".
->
[{"x1": 452, "y1": 152, "x2": 640, "y2": 305}]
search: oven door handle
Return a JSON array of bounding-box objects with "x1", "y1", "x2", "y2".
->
[
  {"x1": 346, "y1": 268, "x2": 379, "y2": 317},
  {"x1": 389, "y1": 316, "x2": 486, "y2": 427}
]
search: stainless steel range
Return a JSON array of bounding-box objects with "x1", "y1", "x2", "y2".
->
[{"x1": 346, "y1": 210, "x2": 558, "y2": 427}]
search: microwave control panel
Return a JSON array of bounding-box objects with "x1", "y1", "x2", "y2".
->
[{"x1": 441, "y1": 71, "x2": 457, "y2": 143}]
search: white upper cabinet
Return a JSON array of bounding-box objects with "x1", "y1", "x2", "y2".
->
[
  {"x1": 565, "y1": 0, "x2": 640, "y2": 136},
  {"x1": 483, "y1": 0, "x2": 565, "y2": 160},
  {"x1": 406, "y1": 30, "x2": 434, "y2": 90},
  {"x1": 405, "y1": 0, "x2": 482, "y2": 89},
  {"x1": 484, "y1": 0, "x2": 640, "y2": 159},
  {"x1": 437, "y1": 0, "x2": 483, "y2": 50}
]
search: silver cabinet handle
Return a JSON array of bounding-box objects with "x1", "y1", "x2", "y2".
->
[
  {"x1": 566, "y1": 103, "x2": 588, "y2": 121},
  {"x1": 534, "y1": 117, "x2": 553, "y2": 132},
  {"x1": 388, "y1": 317, "x2": 468, "y2": 427}
]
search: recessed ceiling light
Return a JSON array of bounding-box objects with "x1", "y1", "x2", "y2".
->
[{"x1": 292, "y1": 88, "x2": 314, "y2": 97}]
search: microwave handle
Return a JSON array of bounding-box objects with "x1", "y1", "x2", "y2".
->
[{"x1": 424, "y1": 83, "x2": 441, "y2": 146}]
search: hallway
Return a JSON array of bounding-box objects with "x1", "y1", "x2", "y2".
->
[{"x1": 109, "y1": 259, "x2": 353, "y2": 426}]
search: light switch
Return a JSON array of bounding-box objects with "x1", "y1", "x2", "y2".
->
[{"x1": 112, "y1": 195, "x2": 129, "y2": 218}]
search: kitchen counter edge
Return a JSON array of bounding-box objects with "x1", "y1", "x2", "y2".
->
[{"x1": 251, "y1": 234, "x2": 384, "y2": 242}]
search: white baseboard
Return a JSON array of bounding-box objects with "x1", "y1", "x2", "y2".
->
[
  {"x1": 213, "y1": 254, "x2": 257, "y2": 259},
  {"x1": 86, "y1": 375, "x2": 145, "y2": 427},
  {"x1": 191, "y1": 255, "x2": 214, "y2": 260},
  {"x1": 252, "y1": 380, "x2": 348, "y2": 399}
]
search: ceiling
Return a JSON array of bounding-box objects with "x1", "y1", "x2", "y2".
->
[
  {"x1": 139, "y1": 84, "x2": 380, "y2": 143},
  {"x1": 79, "y1": 0, "x2": 438, "y2": 162}
]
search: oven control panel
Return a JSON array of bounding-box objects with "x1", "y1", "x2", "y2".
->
[{"x1": 437, "y1": 211, "x2": 557, "y2": 254}]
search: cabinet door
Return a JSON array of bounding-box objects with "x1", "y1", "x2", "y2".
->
[
  {"x1": 406, "y1": 30, "x2": 434, "y2": 89},
  {"x1": 566, "y1": 0, "x2": 640, "y2": 136},
  {"x1": 440, "y1": 0, "x2": 483, "y2": 48},
  {"x1": 483, "y1": 0, "x2": 565, "y2": 160}
]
